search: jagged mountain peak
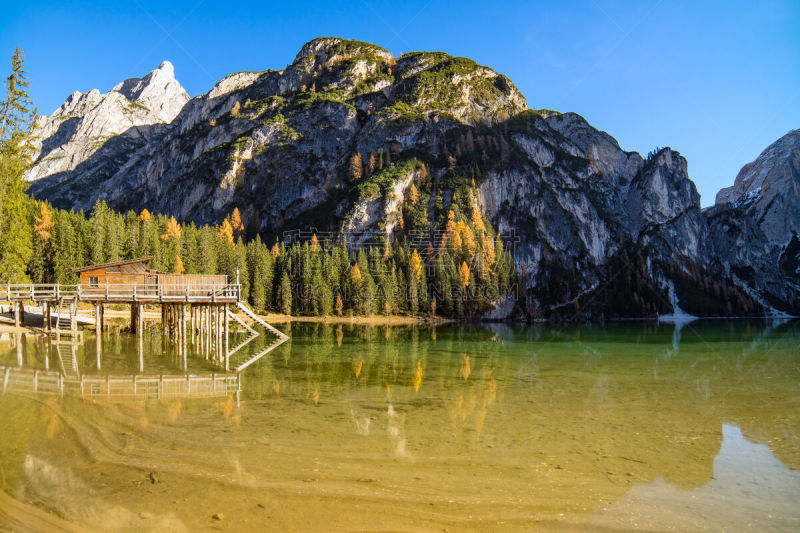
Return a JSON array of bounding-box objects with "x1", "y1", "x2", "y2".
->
[
  {"x1": 714, "y1": 128, "x2": 800, "y2": 245},
  {"x1": 24, "y1": 61, "x2": 190, "y2": 187},
  {"x1": 716, "y1": 128, "x2": 800, "y2": 206}
]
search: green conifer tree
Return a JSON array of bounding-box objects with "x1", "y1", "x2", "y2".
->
[
  {"x1": 0, "y1": 48, "x2": 36, "y2": 282},
  {"x1": 279, "y1": 271, "x2": 292, "y2": 315}
]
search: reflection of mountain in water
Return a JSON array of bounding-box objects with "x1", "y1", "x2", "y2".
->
[{"x1": 588, "y1": 424, "x2": 800, "y2": 530}]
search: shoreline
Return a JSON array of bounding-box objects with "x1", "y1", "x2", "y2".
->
[{"x1": 1, "y1": 307, "x2": 793, "y2": 335}]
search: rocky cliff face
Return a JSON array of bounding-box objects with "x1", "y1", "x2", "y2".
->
[
  {"x1": 25, "y1": 61, "x2": 189, "y2": 208},
  {"x1": 22, "y1": 37, "x2": 797, "y2": 318},
  {"x1": 706, "y1": 130, "x2": 800, "y2": 314}
]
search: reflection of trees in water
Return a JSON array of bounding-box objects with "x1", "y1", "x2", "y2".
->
[{"x1": 239, "y1": 320, "x2": 800, "y2": 488}]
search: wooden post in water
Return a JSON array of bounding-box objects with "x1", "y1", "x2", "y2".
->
[
  {"x1": 224, "y1": 304, "x2": 229, "y2": 371},
  {"x1": 206, "y1": 305, "x2": 211, "y2": 359},
  {"x1": 138, "y1": 325, "x2": 144, "y2": 372},
  {"x1": 181, "y1": 303, "x2": 187, "y2": 371},
  {"x1": 15, "y1": 333, "x2": 22, "y2": 366},
  {"x1": 131, "y1": 304, "x2": 137, "y2": 334},
  {"x1": 13, "y1": 302, "x2": 20, "y2": 327},
  {"x1": 137, "y1": 303, "x2": 143, "y2": 339},
  {"x1": 96, "y1": 319, "x2": 102, "y2": 371},
  {"x1": 217, "y1": 305, "x2": 222, "y2": 362},
  {"x1": 70, "y1": 298, "x2": 77, "y2": 333}
]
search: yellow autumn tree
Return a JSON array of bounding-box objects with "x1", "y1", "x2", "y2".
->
[
  {"x1": 410, "y1": 249, "x2": 424, "y2": 282},
  {"x1": 471, "y1": 206, "x2": 485, "y2": 234},
  {"x1": 161, "y1": 216, "x2": 181, "y2": 240},
  {"x1": 457, "y1": 219, "x2": 475, "y2": 255},
  {"x1": 351, "y1": 262, "x2": 362, "y2": 284},
  {"x1": 426, "y1": 241, "x2": 435, "y2": 262},
  {"x1": 349, "y1": 152, "x2": 363, "y2": 182},
  {"x1": 271, "y1": 242, "x2": 281, "y2": 258},
  {"x1": 219, "y1": 218, "x2": 234, "y2": 245},
  {"x1": 139, "y1": 209, "x2": 152, "y2": 222},
  {"x1": 407, "y1": 183, "x2": 420, "y2": 205},
  {"x1": 440, "y1": 210, "x2": 459, "y2": 253},
  {"x1": 310, "y1": 233, "x2": 320, "y2": 251},
  {"x1": 173, "y1": 255, "x2": 185, "y2": 274},
  {"x1": 482, "y1": 235, "x2": 496, "y2": 267},
  {"x1": 34, "y1": 202, "x2": 54, "y2": 244},
  {"x1": 230, "y1": 207, "x2": 244, "y2": 240},
  {"x1": 334, "y1": 293, "x2": 343, "y2": 315},
  {"x1": 459, "y1": 261, "x2": 471, "y2": 288}
]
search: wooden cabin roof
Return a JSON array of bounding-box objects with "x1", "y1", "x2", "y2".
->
[{"x1": 74, "y1": 257, "x2": 153, "y2": 274}]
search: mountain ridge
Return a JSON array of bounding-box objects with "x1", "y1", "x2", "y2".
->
[{"x1": 21, "y1": 37, "x2": 799, "y2": 319}]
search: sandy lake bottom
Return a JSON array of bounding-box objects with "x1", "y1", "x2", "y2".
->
[{"x1": 1, "y1": 319, "x2": 799, "y2": 531}]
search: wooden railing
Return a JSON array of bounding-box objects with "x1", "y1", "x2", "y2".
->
[{"x1": 0, "y1": 283, "x2": 241, "y2": 303}]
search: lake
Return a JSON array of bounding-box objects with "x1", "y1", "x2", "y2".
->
[{"x1": 1, "y1": 319, "x2": 799, "y2": 531}]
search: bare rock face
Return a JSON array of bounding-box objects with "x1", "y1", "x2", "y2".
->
[
  {"x1": 21, "y1": 37, "x2": 797, "y2": 318},
  {"x1": 706, "y1": 130, "x2": 800, "y2": 314},
  {"x1": 25, "y1": 61, "x2": 190, "y2": 207},
  {"x1": 714, "y1": 130, "x2": 800, "y2": 245}
]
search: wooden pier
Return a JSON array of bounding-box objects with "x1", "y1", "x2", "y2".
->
[{"x1": 1, "y1": 258, "x2": 289, "y2": 382}]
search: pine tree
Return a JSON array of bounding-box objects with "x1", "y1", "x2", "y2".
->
[
  {"x1": 173, "y1": 255, "x2": 185, "y2": 274},
  {"x1": 408, "y1": 272, "x2": 419, "y2": 314},
  {"x1": 88, "y1": 201, "x2": 109, "y2": 264},
  {"x1": 51, "y1": 210, "x2": 78, "y2": 283},
  {"x1": 235, "y1": 238, "x2": 249, "y2": 302},
  {"x1": 0, "y1": 48, "x2": 36, "y2": 282},
  {"x1": 279, "y1": 271, "x2": 292, "y2": 315}
]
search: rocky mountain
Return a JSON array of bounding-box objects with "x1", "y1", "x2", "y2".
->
[
  {"x1": 23, "y1": 37, "x2": 798, "y2": 319},
  {"x1": 26, "y1": 61, "x2": 189, "y2": 205},
  {"x1": 706, "y1": 130, "x2": 800, "y2": 313}
]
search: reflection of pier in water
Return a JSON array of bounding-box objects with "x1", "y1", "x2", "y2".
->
[
  {"x1": 0, "y1": 309, "x2": 286, "y2": 402},
  {"x1": 1, "y1": 365, "x2": 239, "y2": 402}
]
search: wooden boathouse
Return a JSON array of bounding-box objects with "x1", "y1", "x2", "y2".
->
[
  {"x1": 73, "y1": 257, "x2": 233, "y2": 302},
  {"x1": 2, "y1": 258, "x2": 288, "y2": 373}
]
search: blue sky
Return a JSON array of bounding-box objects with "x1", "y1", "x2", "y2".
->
[{"x1": 2, "y1": 0, "x2": 798, "y2": 205}]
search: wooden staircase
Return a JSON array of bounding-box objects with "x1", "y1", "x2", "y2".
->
[{"x1": 229, "y1": 302, "x2": 289, "y2": 372}]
